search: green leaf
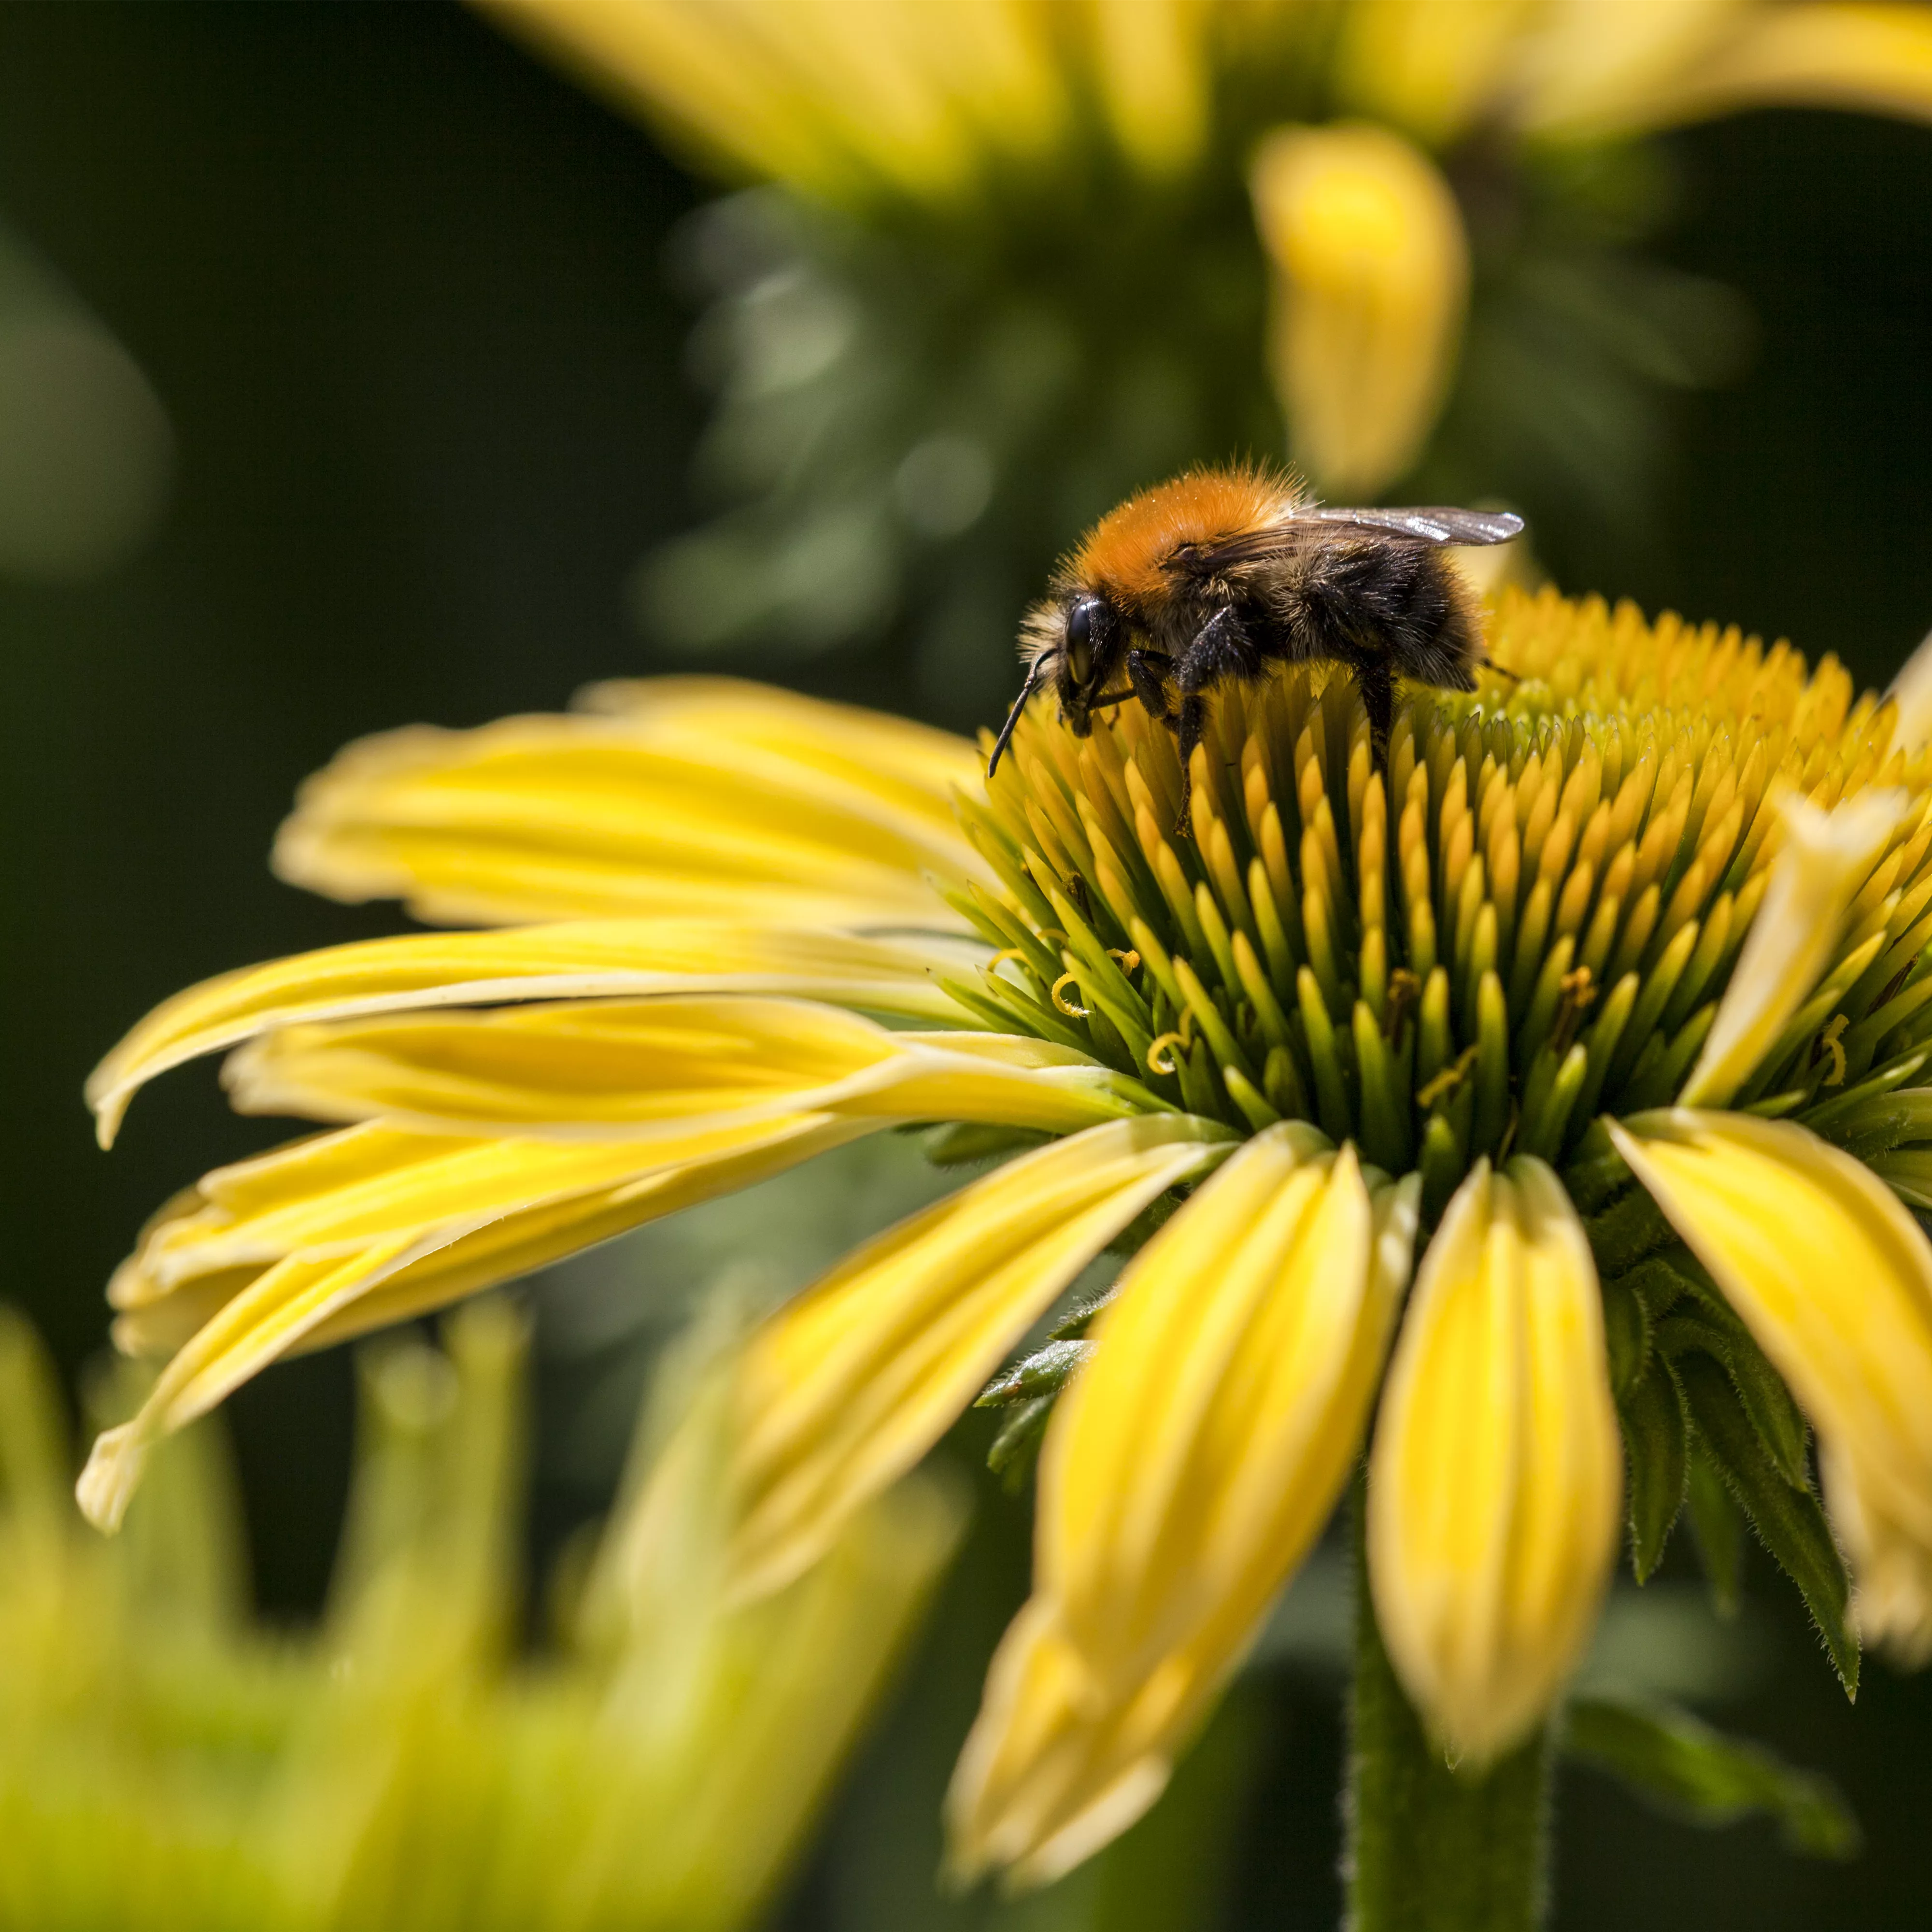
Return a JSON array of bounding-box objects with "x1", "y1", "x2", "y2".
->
[
  {"x1": 986, "y1": 1394, "x2": 1054, "y2": 1490},
  {"x1": 1566, "y1": 1694, "x2": 1860, "y2": 1859},
  {"x1": 1615, "y1": 1359, "x2": 1687, "y2": 1584},
  {"x1": 1684, "y1": 1449, "x2": 1746, "y2": 1621},
  {"x1": 974, "y1": 1337, "x2": 1091, "y2": 1408},
  {"x1": 1676, "y1": 1353, "x2": 1858, "y2": 1695}
]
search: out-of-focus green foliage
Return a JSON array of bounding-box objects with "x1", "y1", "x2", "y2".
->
[
  {"x1": 0, "y1": 1298, "x2": 960, "y2": 1932},
  {"x1": 634, "y1": 138, "x2": 1733, "y2": 721}
]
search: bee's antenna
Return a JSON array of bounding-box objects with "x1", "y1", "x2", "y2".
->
[{"x1": 987, "y1": 661, "x2": 1046, "y2": 778}]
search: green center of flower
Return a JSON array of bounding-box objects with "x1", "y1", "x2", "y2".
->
[{"x1": 949, "y1": 588, "x2": 1932, "y2": 1213}]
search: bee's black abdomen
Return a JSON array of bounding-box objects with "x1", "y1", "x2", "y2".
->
[{"x1": 1266, "y1": 540, "x2": 1480, "y2": 693}]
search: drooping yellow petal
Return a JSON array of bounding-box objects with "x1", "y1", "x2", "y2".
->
[
  {"x1": 723, "y1": 1113, "x2": 1237, "y2": 1601},
  {"x1": 1609, "y1": 1109, "x2": 1932, "y2": 1582},
  {"x1": 1330, "y1": 0, "x2": 1541, "y2": 146},
  {"x1": 1083, "y1": 0, "x2": 1211, "y2": 177},
  {"x1": 221, "y1": 997, "x2": 1148, "y2": 1141},
  {"x1": 87, "y1": 921, "x2": 978, "y2": 1148},
  {"x1": 945, "y1": 1598, "x2": 1207, "y2": 1893},
  {"x1": 112, "y1": 1114, "x2": 846, "y2": 1313},
  {"x1": 1887, "y1": 624, "x2": 1932, "y2": 755},
  {"x1": 1677, "y1": 787, "x2": 1905, "y2": 1108},
  {"x1": 1637, "y1": 3, "x2": 1932, "y2": 132},
  {"x1": 82, "y1": 1112, "x2": 865, "y2": 1531},
  {"x1": 950, "y1": 1129, "x2": 1420, "y2": 1886},
  {"x1": 477, "y1": 0, "x2": 1068, "y2": 205},
  {"x1": 1510, "y1": 0, "x2": 1752, "y2": 135},
  {"x1": 1367, "y1": 1156, "x2": 1620, "y2": 1764},
  {"x1": 1249, "y1": 123, "x2": 1469, "y2": 497},
  {"x1": 1049, "y1": 1128, "x2": 1416, "y2": 1684},
  {"x1": 1823, "y1": 1447, "x2": 1932, "y2": 1665},
  {"x1": 271, "y1": 677, "x2": 990, "y2": 930}
]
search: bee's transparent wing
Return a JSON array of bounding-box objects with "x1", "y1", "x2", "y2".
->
[
  {"x1": 1303, "y1": 506, "x2": 1524, "y2": 545},
  {"x1": 1190, "y1": 505, "x2": 1523, "y2": 571}
]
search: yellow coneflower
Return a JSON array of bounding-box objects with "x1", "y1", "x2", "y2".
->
[
  {"x1": 79, "y1": 593, "x2": 1932, "y2": 1907},
  {"x1": 0, "y1": 1293, "x2": 959, "y2": 1932},
  {"x1": 480, "y1": 0, "x2": 1932, "y2": 497}
]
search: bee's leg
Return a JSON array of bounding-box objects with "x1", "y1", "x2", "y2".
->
[
  {"x1": 1173, "y1": 694, "x2": 1206, "y2": 840},
  {"x1": 1127, "y1": 649, "x2": 1175, "y2": 723},
  {"x1": 1351, "y1": 656, "x2": 1394, "y2": 776},
  {"x1": 1169, "y1": 610, "x2": 1253, "y2": 838}
]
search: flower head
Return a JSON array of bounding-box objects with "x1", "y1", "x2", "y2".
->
[{"x1": 83, "y1": 593, "x2": 1932, "y2": 1882}]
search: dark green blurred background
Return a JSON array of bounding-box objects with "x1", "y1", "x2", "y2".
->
[{"x1": 0, "y1": 6, "x2": 1929, "y2": 1927}]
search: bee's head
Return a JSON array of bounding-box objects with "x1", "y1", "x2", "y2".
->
[
  {"x1": 988, "y1": 590, "x2": 1124, "y2": 778},
  {"x1": 1053, "y1": 592, "x2": 1123, "y2": 737}
]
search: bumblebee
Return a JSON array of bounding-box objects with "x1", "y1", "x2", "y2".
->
[{"x1": 988, "y1": 465, "x2": 1522, "y2": 832}]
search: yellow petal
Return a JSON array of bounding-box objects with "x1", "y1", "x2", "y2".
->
[
  {"x1": 1677, "y1": 787, "x2": 1905, "y2": 1108},
  {"x1": 221, "y1": 997, "x2": 1147, "y2": 1141},
  {"x1": 945, "y1": 1598, "x2": 1204, "y2": 1891},
  {"x1": 1083, "y1": 0, "x2": 1210, "y2": 176},
  {"x1": 1823, "y1": 1447, "x2": 1932, "y2": 1664},
  {"x1": 1639, "y1": 3, "x2": 1932, "y2": 131},
  {"x1": 1609, "y1": 1109, "x2": 1932, "y2": 1563},
  {"x1": 1510, "y1": 0, "x2": 1753, "y2": 134},
  {"x1": 1887, "y1": 624, "x2": 1932, "y2": 756},
  {"x1": 1249, "y1": 123, "x2": 1469, "y2": 497},
  {"x1": 272, "y1": 677, "x2": 990, "y2": 930},
  {"x1": 114, "y1": 1113, "x2": 850, "y2": 1312},
  {"x1": 950, "y1": 1128, "x2": 1420, "y2": 1885},
  {"x1": 478, "y1": 0, "x2": 1066, "y2": 204},
  {"x1": 1049, "y1": 1128, "x2": 1416, "y2": 1684},
  {"x1": 87, "y1": 921, "x2": 977, "y2": 1148},
  {"x1": 1331, "y1": 0, "x2": 1541, "y2": 146},
  {"x1": 82, "y1": 1112, "x2": 863, "y2": 1531},
  {"x1": 724, "y1": 1114, "x2": 1236, "y2": 1601},
  {"x1": 1367, "y1": 1156, "x2": 1621, "y2": 1763}
]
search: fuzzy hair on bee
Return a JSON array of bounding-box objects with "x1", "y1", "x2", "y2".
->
[{"x1": 990, "y1": 464, "x2": 1523, "y2": 835}]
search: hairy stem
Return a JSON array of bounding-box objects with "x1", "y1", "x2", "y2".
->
[{"x1": 1344, "y1": 1490, "x2": 1552, "y2": 1932}]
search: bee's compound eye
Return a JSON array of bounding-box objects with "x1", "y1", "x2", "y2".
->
[{"x1": 1065, "y1": 596, "x2": 1109, "y2": 686}]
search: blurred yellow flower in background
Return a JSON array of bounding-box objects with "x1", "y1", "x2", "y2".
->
[
  {"x1": 76, "y1": 595, "x2": 1932, "y2": 1892},
  {"x1": 0, "y1": 1294, "x2": 957, "y2": 1931},
  {"x1": 469, "y1": 1, "x2": 1932, "y2": 700}
]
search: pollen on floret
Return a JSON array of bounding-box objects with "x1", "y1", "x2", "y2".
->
[{"x1": 948, "y1": 585, "x2": 1932, "y2": 1210}]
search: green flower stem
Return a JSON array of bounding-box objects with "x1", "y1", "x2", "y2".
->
[{"x1": 1346, "y1": 1489, "x2": 1552, "y2": 1932}]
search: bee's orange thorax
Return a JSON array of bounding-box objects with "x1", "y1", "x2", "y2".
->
[{"x1": 1073, "y1": 465, "x2": 1301, "y2": 606}]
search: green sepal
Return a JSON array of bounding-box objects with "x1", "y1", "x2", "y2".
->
[
  {"x1": 974, "y1": 1338, "x2": 1092, "y2": 1408},
  {"x1": 986, "y1": 1395, "x2": 1054, "y2": 1491},
  {"x1": 1611, "y1": 1251, "x2": 1694, "y2": 1325},
  {"x1": 1655, "y1": 1298, "x2": 1810, "y2": 1492},
  {"x1": 1582, "y1": 1181, "x2": 1676, "y2": 1277},
  {"x1": 1599, "y1": 1271, "x2": 1651, "y2": 1400},
  {"x1": 1676, "y1": 1354, "x2": 1859, "y2": 1695},
  {"x1": 1684, "y1": 1449, "x2": 1746, "y2": 1620},
  {"x1": 1615, "y1": 1357, "x2": 1688, "y2": 1584},
  {"x1": 1565, "y1": 1695, "x2": 1860, "y2": 1859},
  {"x1": 1048, "y1": 1285, "x2": 1119, "y2": 1340},
  {"x1": 1562, "y1": 1121, "x2": 1628, "y2": 1213},
  {"x1": 923, "y1": 1122, "x2": 1052, "y2": 1167}
]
